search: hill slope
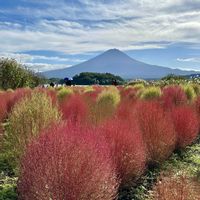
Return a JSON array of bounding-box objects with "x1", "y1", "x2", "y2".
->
[{"x1": 42, "y1": 49, "x2": 199, "y2": 79}]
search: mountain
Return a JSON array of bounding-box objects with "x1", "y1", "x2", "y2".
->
[{"x1": 42, "y1": 49, "x2": 199, "y2": 79}]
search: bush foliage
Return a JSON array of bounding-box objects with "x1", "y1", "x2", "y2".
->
[
  {"x1": 0, "y1": 82, "x2": 199, "y2": 199},
  {"x1": 0, "y1": 58, "x2": 45, "y2": 90},
  {"x1": 3, "y1": 92, "x2": 61, "y2": 172},
  {"x1": 135, "y1": 101, "x2": 176, "y2": 164},
  {"x1": 18, "y1": 122, "x2": 119, "y2": 200}
]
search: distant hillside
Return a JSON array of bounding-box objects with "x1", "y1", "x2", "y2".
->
[{"x1": 42, "y1": 49, "x2": 200, "y2": 79}]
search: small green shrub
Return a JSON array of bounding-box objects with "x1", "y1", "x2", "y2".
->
[
  {"x1": 91, "y1": 87, "x2": 120, "y2": 124},
  {"x1": 97, "y1": 87, "x2": 120, "y2": 108},
  {"x1": 183, "y1": 85, "x2": 196, "y2": 101},
  {"x1": 3, "y1": 92, "x2": 61, "y2": 173},
  {"x1": 132, "y1": 83, "x2": 145, "y2": 91},
  {"x1": 192, "y1": 84, "x2": 200, "y2": 96},
  {"x1": 57, "y1": 87, "x2": 73, "y2": 101},
  {"x1": 140, "y1": 87, "x2": 161, "y2": 100}
]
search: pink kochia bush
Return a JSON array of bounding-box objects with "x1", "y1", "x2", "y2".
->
[
  {"x1": 101, "y1": 118, "x2": 146, "y2": 185},
  {"x1": 171, "y1": 106, "x2": 199, "y2": 148},
  {"x1": 0, "y1": 92, "x2": 8, "y2": 138},
  {"x1": 194, "y1": 96, "x2": 200, "y2": 131},
  {"x1": 18, "y1": 122, "x2": 118, "y2": 200},
  {"x1": 161, "y1": 85, "x2": 187, "y2": 110},
  {"x1": 135, "y1": 101, "x2": 176, "y2": 164},
  {"x1": 60, "y1": 94, "x2": 88, "y2": 123},
  {"x1": 0, "y1": 92, "x2": 8, "y2": 123},
  {"x1": 7, "y1": 88, "x2": 32, "y2": 112}
]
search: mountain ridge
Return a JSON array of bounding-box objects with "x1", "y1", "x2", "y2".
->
[{"x1": 42, "y1": 49, "x2": 200, "y2": 79}]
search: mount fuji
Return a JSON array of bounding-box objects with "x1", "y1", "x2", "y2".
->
[{"x1": 42, "y1": 49, "x2": 199, "y2": 79}]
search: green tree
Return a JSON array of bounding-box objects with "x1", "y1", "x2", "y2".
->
[
  {"x1": 73, "y1": 72, "x2": 124, "y2": 85},
  {"x1": 0, "y1": 58, "x2": 46, "y2": 90}
]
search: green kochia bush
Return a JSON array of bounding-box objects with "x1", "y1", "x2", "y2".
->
[
  {"x1": 91, "y1": 87, "x2": 121, "y2": 124},
  {"x1": 132, "y1": 83, "x2": 145, "y2": 91},
  {"x1": 183, "y1": 85, "x2": 196, "y2": 101},
  {"x1": 57, "y1": 87, "x2": 73, "y2": 101},
  {"x1": 97, "y1": 87, "x2": 120, "y2": 107},
  {"x1": 3, "y1": 92, "x2": 61, "y2": 173},
  {"x1": 140, "y1": 87, "x2": 161, "y2": 100},
  {"x1": 192, "y1": 84, "x2": 200, "y2": 96}
]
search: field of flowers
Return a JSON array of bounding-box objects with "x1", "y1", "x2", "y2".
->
[{"x1": 0, "y1": 83, "x2": 200, "y2": 199}]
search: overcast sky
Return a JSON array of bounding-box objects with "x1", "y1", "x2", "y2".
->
[{"x1": 0, "y1": 0, "x2": 200, "y2": 72}]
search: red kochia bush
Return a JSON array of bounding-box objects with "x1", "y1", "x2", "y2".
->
[
  {"x1": 101, "y1": 118, "x2": 146, "y2": 185},
  {"x1": 0, "y1": 93, "x2": 8, "y2": 123},
  {"x1": 171, "y1": 106, "x2": 199, "y2": 148},
  {"x1": 0, "y1": 93, "x2": 7, "y2": 138},
  {"x1": 7, "y1": 88, "x2": 32, "y2": 112},
  {"x1": 161, "y1": 85, "x2": 187, "y2": 110},
  {"x1": 18, "y1": 122, "x2": 118, "y2": 200},
  {"x1": 120, "y1": 87, "x2": 137, "y2": 101},
  {"x1": 60, "y1": 94, "x2": 88, "y2": 123},
  {"x1": 194, "y1": 96, "x2": 200, "y2": 131},
  {"x1": 151, "y1": 173, "x2": 200, "y2": 200},
  {"x1": 135, "y1": 101, "x2": 176, "y2": 164}
]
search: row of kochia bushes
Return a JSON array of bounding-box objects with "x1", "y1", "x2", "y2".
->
[{"x1": 0, "y1": 84, "x2": 200, "y2": 199}]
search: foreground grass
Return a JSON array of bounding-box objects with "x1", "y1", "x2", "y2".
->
[
  {"x1": 0, "y1": 173, "x2": 17, "y2": 200},
  {"x1": 119, "y1": 137, "x2": 200, "y2": 200}
]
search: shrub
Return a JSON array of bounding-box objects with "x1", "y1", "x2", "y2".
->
[
  {"x1": 195, "y1": 96, "x2": 200, "y2": 130},
  {"x1": 44, "y1": 88, "x2": 58, "y2": 106},
  {"x1": 3, "y1": 92, "x2": 61, "y2": 172},
  {"x1": 161, "y1": 85, "x2": 187, "y2": 109},
  {"x1": 0, "y1": 93, "x2": 8, "y2": 148},
  {"x1": 97, "y1": 87, "x2": 120, "y2": 107},
  {"x1": 101, "y1": 118, "x2": 146, "y2": 186},
  {"x1": 120, "y1": 87, "x2": 137, "y2": 102},
  {"x1": 0, "y1": 93, "x2": 7, "y2": 124},
  {"x1": 140, "y1": 87, "x2": 161, "y2": 100},
  {"x1": 6, "y1": 88, "x2": 32, "y2": 113},
  {"x1": 135, "y1": 101, "x2": 176, "y2": 165},
  {"x1": 18, "y1": 122, "x2": 119, "y2": 200},
  {"x1": 183, "y1": 85, "x2": 196, "y2": 101},
  {"x1": 57, "y1": 87, "x2": 73, "y2": 102},
  {"x1": 83, "y1": 89, "x2": 100, "y2": 101},
  {"x1": 91, "y1": 87, "x2": 120, "y2": 125},
  {"x1": 150, "y1": 173, "x2": 200, "y2": 200},
  {"x1": 60, "y1": 94, "x2": 88, "y2": 123},
  {"x1": 192, "y1": 84, "x2": 200, "y2": 96},
  {"x1": 132, "y1": 83, "x2": 145, "y2": 91},
  {"x1": 116, "y1": 96, "x2": 138, "y2": 123},
  {"x1": 171, "y1": 106, "x2": 199, "y2": 148}
]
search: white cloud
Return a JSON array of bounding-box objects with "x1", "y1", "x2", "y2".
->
[
  {"x1": 23, "y1": 63, "x2": 70, "y2": 72},
  {"x1": 0, "y1": 0, "x2": 200, "y2": 54},
  {"x1": 177, "y1": 57, "x2": 200, "y2": 63},
  {"x1": 0, "y1": 52, "x2": 86, "y2": 71},
  {"x1": 0, "y1": 0, "x2": 200, "y2": 71},
  {"x1": 0, "y1": 52, "x2": 87, "y2": 63}
]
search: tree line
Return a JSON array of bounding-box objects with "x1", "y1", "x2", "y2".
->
[{"x1": 0, "y1": 58, "x2": 46, "y2": 90}]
